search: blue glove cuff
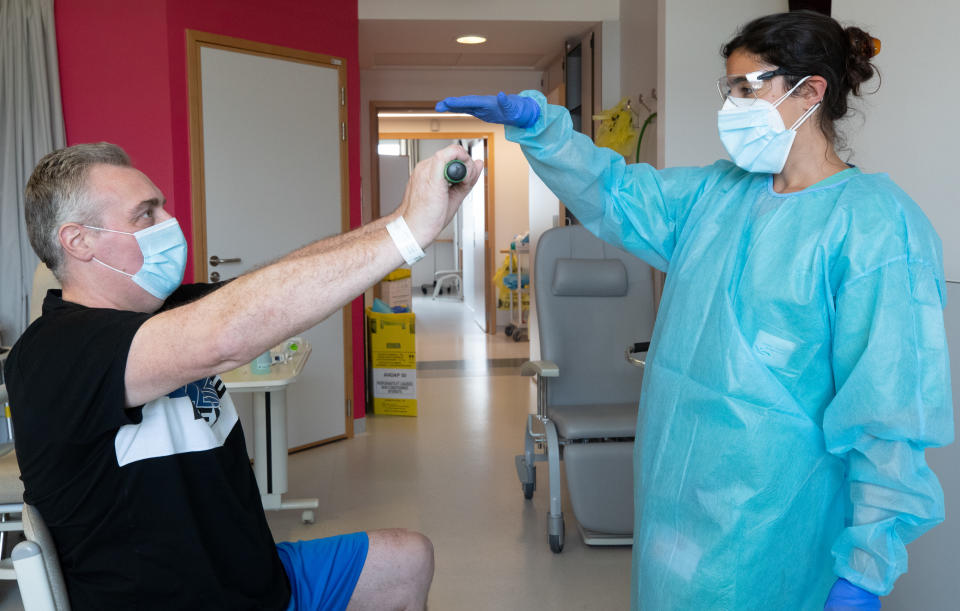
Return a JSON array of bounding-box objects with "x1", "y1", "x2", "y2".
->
[{"x1": 824, "y1": 578, "x2": 881, "y2": 611}]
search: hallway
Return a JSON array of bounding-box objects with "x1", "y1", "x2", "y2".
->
[{"x1": 269, "y1": 296, "x2": 632, "y2": 609}]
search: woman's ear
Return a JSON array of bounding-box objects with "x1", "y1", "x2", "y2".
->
[{"x1": 802, "y1": 76, "x2": 828, "y2": 106}]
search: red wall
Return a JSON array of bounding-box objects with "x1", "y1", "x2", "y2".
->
[{"x1": 55, "y1": 0, "x2": 367, "y2": 419}]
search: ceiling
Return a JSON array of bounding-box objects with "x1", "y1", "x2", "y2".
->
[{"x1": 359, "y1": 20, "x2": 598, "y2": 71}]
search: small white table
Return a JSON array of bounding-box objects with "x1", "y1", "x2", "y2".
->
[{"x1": 221, "y1": 346, "x2": 318, "y2": 523}]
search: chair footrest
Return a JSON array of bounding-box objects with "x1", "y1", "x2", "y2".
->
[
  {"x1": 564, "y1": 442, "x2": 633, "y2": 535},
  {"x1": 577, "y1": 523, "x2": 632, "y2": 547}
]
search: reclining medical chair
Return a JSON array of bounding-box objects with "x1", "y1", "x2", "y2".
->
[
  {"x1": 516, "y1": 226, "x2": 655, "y2": 552},
  {"x1": 12, "y1": 503, "x2": 70, "y2": 610},
  {"x1": 0, "y1": 263, "x2": 71, "y2": 609},
  {"x1": 0, "y1": 445, "x2": 69, "y2": 610}
]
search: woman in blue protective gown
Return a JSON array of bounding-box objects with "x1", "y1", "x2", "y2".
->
[{"x1": 438, "y1": 11, "x2": 952, "y2": 611}]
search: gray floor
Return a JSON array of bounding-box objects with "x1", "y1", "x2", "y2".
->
[{"x1": 0, "y1": 296, "x2": 631, "y2": 609}]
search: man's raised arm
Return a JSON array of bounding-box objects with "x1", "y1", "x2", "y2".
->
[{"x1": 124, "y1": 145, "x2": 481, "y2": 407}]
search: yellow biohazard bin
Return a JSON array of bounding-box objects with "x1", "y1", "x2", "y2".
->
[{"x1": 366, "y1": 306, "x2": 417, "y2": 416}]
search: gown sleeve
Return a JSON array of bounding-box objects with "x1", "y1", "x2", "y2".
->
[
  {"x1": 825, "y1": 251, "x2": 953, "y2": 595},
  {"x1": 505, "y1": 90, "x2": 730, "y2": 271}
]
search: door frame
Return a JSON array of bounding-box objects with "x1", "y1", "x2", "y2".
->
[
  {"x1": 186, "y1": 30, "x2": 354, "y2": 443},
  {"x1": 369, "y1": 102, "x2": 497, "y2": 333}
]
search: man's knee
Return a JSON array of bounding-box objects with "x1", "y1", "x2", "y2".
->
[
  {"x1": 380, "y1": 529, "x2": 433, "y2": 583},
  {"x1": 406, "y1": 531, "x2": 434, "y2": 583}
]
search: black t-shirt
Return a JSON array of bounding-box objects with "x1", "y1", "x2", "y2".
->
[{"x1": 3, "y1": 287, "x2": 290, "y2": 610}]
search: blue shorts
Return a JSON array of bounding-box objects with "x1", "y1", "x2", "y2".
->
[{"x1": 277, "y1": 532, "x2": 369, "y2": 611}]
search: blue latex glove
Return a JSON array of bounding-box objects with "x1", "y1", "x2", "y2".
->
[
  {"x1": 371, "y1": 298, "x2": 393, "y2": 314},
  {"x1": 824, "y1": 579, "x2": 881, "y2": 610},
  {"x1": 435, "y1": 92, "x2": 540, "y2": 128}
]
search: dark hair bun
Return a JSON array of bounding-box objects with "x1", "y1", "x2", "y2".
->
[{"x1": 845, "y1": 26, "x2": 877, "y2": 94}]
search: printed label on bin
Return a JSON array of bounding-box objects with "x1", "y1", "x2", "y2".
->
[
  {"x1": 372, "y1": 368, "x2": 417, "y2": 399},
  {"x1": 371, "y1": 351, "x2": 416, "y2": 369}
]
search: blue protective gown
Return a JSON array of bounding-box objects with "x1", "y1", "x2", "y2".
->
[{"x1": 506, "y1": 91, "x2": 953, "y2": 610}]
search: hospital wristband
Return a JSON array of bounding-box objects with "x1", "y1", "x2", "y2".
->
[{"x1": 386, "y1": 216, "x2": 426, "y2": 265}]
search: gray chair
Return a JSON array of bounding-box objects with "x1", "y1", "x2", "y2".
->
[
  {"x1": 0, "y1": 443, "x2": 25, "y2": 578},
  {"x1": 516, "y1": 225, "x2": 654, "y2": 552},
  {"x1": 12, "y1": 503, "x2": 70, "y2": 611},
  {"x1": 0, "y1": 445, "x2": 69, "y2": 610},
  {"x1": 3, "y1": 264, "x2": 71, "y2": 609}
]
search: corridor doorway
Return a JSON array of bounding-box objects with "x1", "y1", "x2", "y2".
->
[{"x1": 369, "y1": 105, "x2": 496, "y2": 333}]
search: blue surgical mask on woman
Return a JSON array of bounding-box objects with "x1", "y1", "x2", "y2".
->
[
  {"x1": 717, "y1": 76, "x2": 820, "y2": 174},
  {"x1": 84, "y1": 217, "x2": 188, "y2": 300}
]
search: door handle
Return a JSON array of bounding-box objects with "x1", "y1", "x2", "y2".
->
[{"x1": 209, "y1": 255, "x2": 241, "y2": 267}]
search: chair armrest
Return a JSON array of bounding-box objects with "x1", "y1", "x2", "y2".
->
[
  {"x1": 625, "y1": 341, "x2": 650, "y2": 368},
  {"x1": 521, "y1": 360, "x2": 559, "y2": 378}
]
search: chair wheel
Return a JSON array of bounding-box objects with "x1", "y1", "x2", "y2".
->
[
  {"x1": 548, "y1": 517, "x2": 564, "y2": 553},
  {"x1": 549, "y1": 533, "x2": 564, "y2": 553},
  {"x1": 302, "y1": 510, "x2": 315, "y2": 524},
  {"x1": 522, "y1": 482, "x2": 534, "y2": 499}
]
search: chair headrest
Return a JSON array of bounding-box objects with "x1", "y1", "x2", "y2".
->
[
  {"x1": 551, "y1": 258, "x2": 627, "y2": 297},
  {"x1": 30, "y1": 263, "x2": 60, "y2": 324}
]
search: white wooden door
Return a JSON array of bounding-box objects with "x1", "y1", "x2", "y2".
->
[
  {"x1": 461, "y1": 139, "x2": 486, "y2": 331},
  {"x1": 197, "y1": 43, "x2": 348, "y2": 451}
]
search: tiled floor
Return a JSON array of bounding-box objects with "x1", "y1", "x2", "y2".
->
[
  {"x1": 414, "y1": 295, "x2": 531, "y2": 362},
  {"x1": 0, "y1": 296, "x2": 632, "y2": 609}
]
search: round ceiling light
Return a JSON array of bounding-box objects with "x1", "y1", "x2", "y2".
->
[{"x1": 456, "y1": 35, "x2": 487, "y2": 45}]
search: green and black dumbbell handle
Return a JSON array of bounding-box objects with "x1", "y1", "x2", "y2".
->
[{"x1": 444, "y1": 160, "x2": 467, "y2": 184}]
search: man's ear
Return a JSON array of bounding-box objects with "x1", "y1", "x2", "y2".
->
[{"x1": 59, "y1": 223, "x2": 95, "y2": 263}]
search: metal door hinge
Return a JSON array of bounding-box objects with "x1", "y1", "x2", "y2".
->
[
  {"x1": 340, "y1": 87, "x2": 345, "y2": 106},
  {"x1": 341, "y1": 123, "x2": 346, "y2": 141}
]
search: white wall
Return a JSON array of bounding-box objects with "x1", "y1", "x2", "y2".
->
[
  {"x1": 620, "y1": 0, "x2": 658, "y2": 166},
  {"x1": 657, "y1": 0, "x2": 788, "y2": 168},
  {"x1": 526, "y1": 170, "x2": 559, "y2": 361},
  {"x1": 832, "y1": 1, "x2": 959, "y2": 282},
  {"x1": 599, "y1": 21, "x2": 621, "y2": 109},
  {"x1": 358, "y1": 0, "x2": 618, "y2": 21}
]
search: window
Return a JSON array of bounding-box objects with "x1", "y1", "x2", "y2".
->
[{"x1": 378, "y1": 139, "x2": 408, "y2": 156}]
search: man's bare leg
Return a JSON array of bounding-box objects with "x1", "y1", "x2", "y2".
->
[{"x1": 346, "y1": 529, "x2": 434, "y2": 610}]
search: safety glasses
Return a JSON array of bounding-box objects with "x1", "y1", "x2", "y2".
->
[{"x1": 716, "y1": 68, "x2": 793, "y2": 106}]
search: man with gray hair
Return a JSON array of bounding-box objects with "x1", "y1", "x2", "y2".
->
[{"x1": 3, "y1": 142, "x2": 481, "y2": 610}]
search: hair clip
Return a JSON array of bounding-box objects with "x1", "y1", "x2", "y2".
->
[{"x1": 870, "y1": 37, "x2": 881, "y2": 57}]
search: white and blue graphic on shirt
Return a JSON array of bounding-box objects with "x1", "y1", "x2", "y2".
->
[
  {"x1": 168, "y1": 378, "x2": 226, "y2": 425},
  {"x1": 114, "y1": 376, "x2": 239, "y2": 467}
]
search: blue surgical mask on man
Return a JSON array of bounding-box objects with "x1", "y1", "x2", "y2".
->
[
  {"x1": 717, "y1": 76, "x2": 820, "y2": 174},
  {"x1": 84, "y1": 217, "x2": 188, "y2": 300}
]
